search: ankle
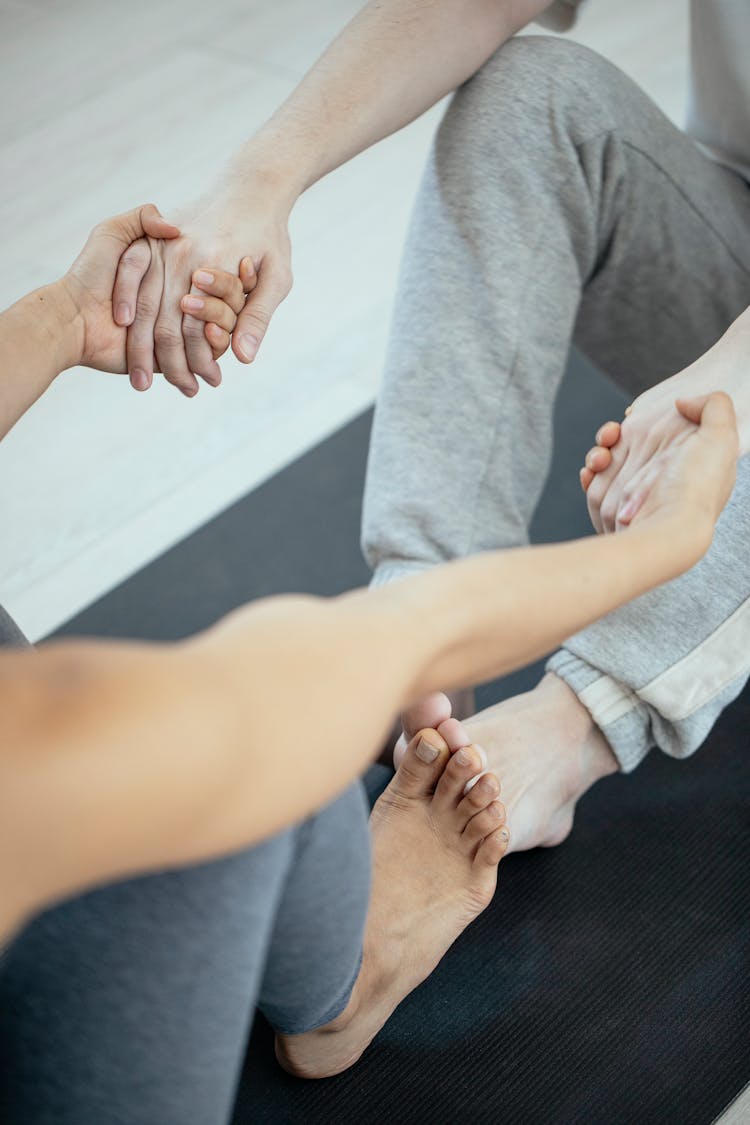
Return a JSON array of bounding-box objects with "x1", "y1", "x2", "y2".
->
[{"x1": 536, "y1": 673, "x2": 619, "y2": 795}]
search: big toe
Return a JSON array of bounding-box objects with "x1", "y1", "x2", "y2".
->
[
  {"x1": 402, "y1": 692, "x2": 453, "y2": 740},
  {"x1": 391, "y1": 728, "x2": 450, "y2": 798},
  {"x1": 394, "y1": 692, "x2": 453, "y2": 768}
]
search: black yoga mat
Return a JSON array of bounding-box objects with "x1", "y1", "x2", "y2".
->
[{"x1": 55, "y1": 353, "x2": 749, "y2": 1124}]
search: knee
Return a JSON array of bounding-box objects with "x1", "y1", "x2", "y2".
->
[{"x1": 438, "y1": 35, "x2": 615, "y2": 158}]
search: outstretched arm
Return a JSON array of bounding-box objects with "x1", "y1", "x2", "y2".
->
[
  {"x1": 1, "y1": 393, "x2": 736, "y2": 939},
  {"x1": 114, "y1": 0, "x2": 555, "y2": 392}
]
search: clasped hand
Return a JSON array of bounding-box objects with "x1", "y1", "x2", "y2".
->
[
  {"x1": 111, "y1": 195, "x2": 293, "y2": 397},
  {"x1": 62, "y1": 204, "x2": 251, "y2": 381}
]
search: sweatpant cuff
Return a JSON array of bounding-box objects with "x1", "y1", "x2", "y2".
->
[{"x1": 546, "y1": 649, "x2": 655, "y2": 773}]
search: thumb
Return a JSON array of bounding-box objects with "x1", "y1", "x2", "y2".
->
[
  {"x1": 140, "y1": 203, "x2": 181, "y2": 240},
  {"x1": 676, "y1": 392, "x2": 736, "y2": 432},
  {"x1": 232, "y1": 261, "x2": 292, "y2": 363},
  {"x1": 99, "y1": 203, "x2": 180, "y2": 250}
]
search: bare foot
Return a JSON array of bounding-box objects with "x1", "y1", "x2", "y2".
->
[
  {"x1": 581, "y1": 304, "x2": 750, "y2": 532},
  {"x1": 275, "y1": 727, "x2": 509, "y2": 1078},
  {"x1": 398, "y1": 674, "x2": 618, "y2": 854}
]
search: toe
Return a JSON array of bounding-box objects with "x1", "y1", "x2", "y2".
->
[
  {"x1": 390, "y1": 728, "x2": 450, "y2": 798},
  {"x1": 395, "y1": 693, "x2": 453, "y2": 769},
  {"x1": 462, "y1": 800, "x2": 506, "y2": 850},
  {"x1": 396, "y1": 715, "x2": 470, "y2": 771},
  {"x1": 436, "y1": 717, "x2": 472, "y2": 752},
  {"x1": 433, "y1": 744, "x2": 485, "y2": 810},
  {"x1": 455, "y1": 771, "x2": 501, "y2": 828},
  {"x1": 401, "y1": 692, "x2": 452, "y2": 740},
  {"x1": 475, "y1": 825, "x2": 511, "y2": 867}
]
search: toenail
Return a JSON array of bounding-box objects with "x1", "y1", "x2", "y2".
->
[
  {"x1": 463, "y1": 769, "x2": 488, "y2": 796},
  {"x1": 415, "y1": 737, "x2": 439, "y2": 764},
  {"x1": 474, "y1": 745, "x2": 488, "y2": 770},
  {"x1": 500, "y1": 828, "x2": 510, "y2": 841},
  {"x1": 455, "y1": 748, "x2": 473, "y2": 768}
]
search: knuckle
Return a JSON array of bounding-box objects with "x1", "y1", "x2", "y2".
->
[
  {"x1": 245, "y1": 307, "x2": 271, "y2": 332},
  {"x1": 154, "y1": 322, "x2": 183, "y2": 351},
  {"x1": 121, "y1": 243, "x2": 150, "y2": 271},
  {"x1": 135, "y1": 293, "x2": 159, "y2": 320},
  {"x1": 182, "y1": 317, "x2": 205, "y2": 342}
]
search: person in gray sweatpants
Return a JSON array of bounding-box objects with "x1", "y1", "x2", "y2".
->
[{"x1": 363, "y1": 35, "x2": 750, "y2": 777}]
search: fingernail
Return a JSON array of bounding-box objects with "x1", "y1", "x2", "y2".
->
[
  {"x1": 181, "y1": 386, "x2": 198, "y2": 398},
  {"x1": 194, "y1": 270, "x2": 214, "y2": 287},
  {"x1": 415, "y1": 737, "x2": 439, "y2": 764},
  {"x1": 131, "y1": 368, "x2": 148, "y2": 391},
  {"x1": 116, "y1": 303, "x2": 131, "y2": 325},
  {"x1": 182, "y1": 295, "x2": 204, "y2": 311},
  {"x1": 239, "y1": 333, "x2": 259, "y2": 361}
]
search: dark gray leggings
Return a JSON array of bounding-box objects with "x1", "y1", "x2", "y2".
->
[{"x1": 0, "y1": 606, "x2": 371, "y2": 1125}]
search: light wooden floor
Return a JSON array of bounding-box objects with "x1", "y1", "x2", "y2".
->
[{"x1": 0, "y1": 0, "x2": 688, "y2": 640}]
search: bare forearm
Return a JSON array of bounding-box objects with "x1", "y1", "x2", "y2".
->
[
  {"x1": 225, "y1": 0, "x2": 551, "y2": 203},
  {"x1": 376, "y1": 513, "x2": 708, "y2": 697},
  {"x1": 0, "y1": 283, "x2": 80, "y2": 439}
]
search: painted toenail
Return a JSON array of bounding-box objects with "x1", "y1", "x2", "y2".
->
[{"x1": 415, "y1": 737, "x2": 439, "y2": 764}]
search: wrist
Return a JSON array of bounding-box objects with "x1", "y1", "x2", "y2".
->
[
  {"x1": 19, "y1": 282, "x2": 83, "y2": 375},
  {"x1": 632, "y1": 506, "x2": 712, "y2": 574},
  {"x1": 224, "y1": 133, "x2": 312, "y2": 211},
  {"x1": 47, "y1": 279, "x2": 85, "y2": 370}
]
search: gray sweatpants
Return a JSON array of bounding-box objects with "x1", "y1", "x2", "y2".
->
[
  {"x1": 363, "y1": 35, "x2": 750, "y2": 771},
  {"x1": 0, "y1": 609, "x2": 371, "y2": 1124}
]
